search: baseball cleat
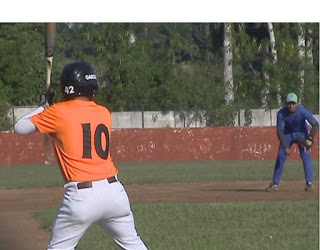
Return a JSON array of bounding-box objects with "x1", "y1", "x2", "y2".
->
[
  {"x1": 266, "y1": 183, "x2": 280, "y2": 192},
  {"x1": 305, "y1": 182, "x2": 314, "y2": 191}
]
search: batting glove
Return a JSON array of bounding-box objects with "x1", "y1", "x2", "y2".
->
[{"x1": 39, "y1": 90, "x2": 55, "y2": 109}]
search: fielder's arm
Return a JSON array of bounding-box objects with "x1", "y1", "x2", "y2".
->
[
  {"x1": 309, "y1": 122, "x2": 319, "y2": 139},
  {"x1": 277, "y1": 129, "x2": 288, "y2": 150},
  {"x1": 303, "y1": 122, "x2": 319, "y2": 149}
]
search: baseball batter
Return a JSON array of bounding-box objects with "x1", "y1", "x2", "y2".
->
[
  {"x1": 14, "y1": 62, "x2": 148, "y2": 250},
  {"x1": 266, "y1": 92, "x2": 319, "y2": 192}
]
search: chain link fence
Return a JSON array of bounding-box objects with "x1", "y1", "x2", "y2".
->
[{"x1": 3, "y1": 105, "x2": 312, "y2": 131}]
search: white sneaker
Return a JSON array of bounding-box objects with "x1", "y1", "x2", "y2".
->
[
  {"x1": 305, "y1": 182, "x2": 314, "y2": 191},
  {"x1": 266, "y1": 183, "x2": 280, "y2": 192}
]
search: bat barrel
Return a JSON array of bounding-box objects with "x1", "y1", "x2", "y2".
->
[
  {"x1": 44, "y1": 23, "x2": 56, "y2": 90},
  {"x1": 45, "y1": 23, "x2": 56, "y2": 57}
]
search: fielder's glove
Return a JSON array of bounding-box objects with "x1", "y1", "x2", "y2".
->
[
  {"x1": 297, "y1": 136, "x2": 313, "y2": 151},
  {"x1": 305, "y1": 136, "x2": 313, "y2": 150},
  {"x1": 39, "y1": 90, "x2": 55, "y2": 109},
  {"x1": 297, "y1": 136, "x2": 306, "y2": 151}
]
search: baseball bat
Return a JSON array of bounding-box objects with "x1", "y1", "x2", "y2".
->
[
  {"x1": 44, "y1": 23, "x2": 56, "y2": 165},
  {"x1": 44, "y1": 23, "x2": 56, "y2": 91}
]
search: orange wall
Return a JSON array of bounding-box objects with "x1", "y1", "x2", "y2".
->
[{"x1": 0, "y1": 128, "x2": 318, "y2": 166}]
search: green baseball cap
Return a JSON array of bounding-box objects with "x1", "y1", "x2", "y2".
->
[{"x1": 286, "y1": 92, "x2": 298, "y2": 103}]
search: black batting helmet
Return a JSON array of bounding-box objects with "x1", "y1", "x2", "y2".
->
[{"x1": 60, "y1": 61, "x2": 99, "y2": 99}]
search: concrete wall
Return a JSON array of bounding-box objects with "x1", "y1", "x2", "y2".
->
[
  {"x1": 238, "y1": 109, "x2": 278, "y2": 126},
  {"x1": 11, "y1": 107, "x2": 319, "y2": 129},
  {"x1": 0, "y1": 128, "x2": 318, "y2": 166},
  {"x1": 12, "y1": 108, "x2": 207, "y2": 129},
  {"x1": 112, "y1": 111, "x2": 143, "y2": 129}
]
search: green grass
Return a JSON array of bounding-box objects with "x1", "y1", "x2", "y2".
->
[
  {"x1": 1, "y1": 160, "x2": 319, "y2": 249},
  {"x1": 36, "y1": 201, "x2": 319, "y2": 250},
  {"x1": 0, "y1": 160, "x2": 318, "y2": 188},
  {"x1": 117, "y1": 160, "x2": 319, "y2": 184},
  {"x1": 0, "y1": 164, "x2": 64, "y2": 188}
]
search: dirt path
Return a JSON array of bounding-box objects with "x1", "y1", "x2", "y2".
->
[{"x1": 0, "y1": 180, "x2": 318, "y2": 250}]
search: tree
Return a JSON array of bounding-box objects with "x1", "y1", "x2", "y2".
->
[
  {"x1": 301, "y1": 23, "x2": 319, "y2": 113},
  {"x1": 223, "y1": 23, "x2": 234, "y2": 105},
  {"x1": 267, "y1": 22, "x2": 281, "y2": 107},
  {"x1": 298, "y1": 23, "x2": 306, "y2": 103},
  {"x1": 0, "y1": 22, "x2": 318, "y2": 126},
  {"x1": 0, "y1": 23, "x2": 45, "y2": 106}
]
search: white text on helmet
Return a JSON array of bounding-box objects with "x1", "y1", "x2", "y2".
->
[
  {"x1": 65, "y1": 86, "x2": 75, "y2": 94},
  {"x1": 85, "y1": 74, "x2": 97, "y2": 80}
]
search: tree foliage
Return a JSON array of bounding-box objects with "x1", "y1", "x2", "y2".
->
[{"x1": 0, "y1": 23, "x2": 318, "y2": 127}]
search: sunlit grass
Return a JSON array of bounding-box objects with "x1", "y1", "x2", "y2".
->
[{"x1": 36, "y1": 201, "x2": 319, "y2": 250}]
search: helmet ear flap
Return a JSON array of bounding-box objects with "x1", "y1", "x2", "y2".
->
[{"x1": 60, "y1": 61, "x2": 99, "y2": 98}]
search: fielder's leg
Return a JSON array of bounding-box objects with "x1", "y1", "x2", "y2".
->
[
  {"x1": 272, "y1": 145, "x2": 289, "y2": 185},
  {"x1": 299, "y1": 148, "x2": 313, "y2": 183}
]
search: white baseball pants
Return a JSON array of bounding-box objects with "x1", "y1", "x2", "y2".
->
[{"x1": 47, "y1": 178, "x2": 147, "y2": 250}]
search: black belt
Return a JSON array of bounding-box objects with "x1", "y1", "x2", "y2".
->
[{"x1": 77, "y1": 176, "x2": 117, "y2": 189}]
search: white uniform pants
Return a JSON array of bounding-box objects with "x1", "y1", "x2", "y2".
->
[{"x1": 47, "y1": 178, "x2": 147, "y2": 250}]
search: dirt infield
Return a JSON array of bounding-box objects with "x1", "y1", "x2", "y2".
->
[{"x1": 0, "y1": 180, "x2": 318, "y2": 250}]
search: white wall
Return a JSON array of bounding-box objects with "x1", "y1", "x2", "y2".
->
[{"x1": 11, "y1": 106, "x2": 319, "y2": 129}]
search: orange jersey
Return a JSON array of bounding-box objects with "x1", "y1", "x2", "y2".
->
[{"x1": 31, "y1": 100, "x2": 119, "y2": 182}]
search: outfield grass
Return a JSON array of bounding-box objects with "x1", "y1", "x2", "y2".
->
[
  {"x1": 1, "y1": 160, "x2": 319, "y2": 249},
  {"x1": 0, "y1": 160, "x2": 318, "y2": 188}
]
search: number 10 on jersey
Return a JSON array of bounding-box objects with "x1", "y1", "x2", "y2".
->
[{"x1": 82, "y1": 123, "x2": 110, "y2": 159}]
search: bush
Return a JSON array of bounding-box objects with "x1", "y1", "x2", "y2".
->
[{"x1": 0, "y1": 105, "x2": 13, "y2": 131}]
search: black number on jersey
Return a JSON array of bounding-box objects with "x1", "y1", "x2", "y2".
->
[{"x1": 81, "y1": 123, "x2": 110, "y2": 159}]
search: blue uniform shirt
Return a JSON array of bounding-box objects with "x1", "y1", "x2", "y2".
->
[{"x1": 277, "y1": 105, "x2": 318, "y2": 134}]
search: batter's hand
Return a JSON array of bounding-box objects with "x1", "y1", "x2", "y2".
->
[{"x1": 39, "y1": 90, "x2": 55, "y2": 109}]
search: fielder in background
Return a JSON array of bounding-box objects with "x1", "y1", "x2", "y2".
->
[
  {"x1": 14, "y1": 62, "x2": 148, "y2": 250},
  {"x1": 266, "y1": 92, "x2": 319, "y2": 192}
]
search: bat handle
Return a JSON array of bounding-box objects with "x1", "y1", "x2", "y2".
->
[{"x1": 46, "y1": 56, "x2": 53, "y2": 91}]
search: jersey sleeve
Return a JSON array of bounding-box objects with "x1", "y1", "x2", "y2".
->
[
  {"x1": 30, "y1": 105, "x2": 57, "y2": 134},
  {"x1": 302, "y1": 107, "x2": 318, "y2": 126},
  {"x1": 276, "y1": 109, "x2": 285, "y2": 130}
]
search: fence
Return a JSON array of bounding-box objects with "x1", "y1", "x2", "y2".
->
[{"x1": 1, "y1": 106, "x2": 319, "y2": 131}]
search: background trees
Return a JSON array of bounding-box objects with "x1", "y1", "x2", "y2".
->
[{"x1": 0, "y1": 23, "x2": 318, "y2": 126}]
